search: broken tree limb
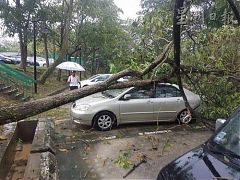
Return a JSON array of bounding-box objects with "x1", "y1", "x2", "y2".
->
[
  {"x1": 142, "y1": 41, "x2": 173, "y2": 76},
  {"x1": 0, "y1": 79, "x2": 148, "y2": 124},
  {"x1": 0, "y1": 78, "x2": 172, "y2": 125},
  {"x1": 123, "y1": 155, "x2": 147, "y2": 178}
]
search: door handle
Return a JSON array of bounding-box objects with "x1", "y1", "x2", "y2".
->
[{"x1": 147, "y1": 100, "x2": 153, "y2": 104}]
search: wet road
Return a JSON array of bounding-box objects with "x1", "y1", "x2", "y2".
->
[{"x1": 54, "y1": 119, "x2": 213, "y2": 179}]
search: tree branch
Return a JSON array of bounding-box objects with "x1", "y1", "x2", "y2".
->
[
  {"x1": 226, "y1": 0, "x2": 240, "y2": 25},
  {"x1": 141, "y1": 41, "x2": 173, "y2": 76}
]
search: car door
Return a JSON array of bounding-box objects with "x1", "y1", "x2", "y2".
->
[
  {"x1": 119, "y1": 86, "x2": 154, "y2": 123},
  {"x1": 153, "y1": 85, "x2": 185, "y2": 121}
]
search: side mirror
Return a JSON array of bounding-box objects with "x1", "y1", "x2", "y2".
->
[
  {"x1": 123, "y1": 94, "x2": 131, "y2": 100},
  {"x1": 215, "y1": 118, "x2": 226, "y2": 131}
]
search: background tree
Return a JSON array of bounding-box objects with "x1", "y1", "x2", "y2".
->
[{"x1": 39, "y1": 0, "x2": 74, "y2": 84}]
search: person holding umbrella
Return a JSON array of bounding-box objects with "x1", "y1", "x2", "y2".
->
[{"x1": 67, "y1": 71, "x2": 81, "y2": 90}]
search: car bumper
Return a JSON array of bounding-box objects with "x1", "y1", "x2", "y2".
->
[{"x1": 70, "y1": 108, "x2": 93, "y2": 126}]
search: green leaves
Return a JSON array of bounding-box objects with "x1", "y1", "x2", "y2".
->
[
  {"x1": 182, "y1": 26, "x2": 240, "y2": 119},
  {"x1": 114, "y1": 152, "x2": 133, "y2": 169}
]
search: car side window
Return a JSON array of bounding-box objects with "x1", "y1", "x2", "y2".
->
[
  {"x1": 98, "y1": 75, "x2": 110, "y2": 81},
  {"x1": 91, "y1": 75, "x2": 106, "y2": 82},
  {"x1": 156, "y1": 85, "x2": 181, "y2": 98},
  {"x1": 127, "y1": 86, "x2": 154, "y2": 99}
]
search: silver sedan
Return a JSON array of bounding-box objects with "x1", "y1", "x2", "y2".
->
[{"x1": 71, "y1": 83, "x2": 200, "y2": 131}]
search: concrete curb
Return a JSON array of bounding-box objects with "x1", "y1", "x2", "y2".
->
[
  {"x1": 30, "y1": 119, "x2": 56, "y2": 155},
  {"x1": 24, "y1": 119, "x2": 58, "y2": 180},
  {"x1": 0, "y1": 123, "x2": 17, "y2": 179},
  {"x1": 24, "y1": 152, "x2": 58, "y2": 180}
]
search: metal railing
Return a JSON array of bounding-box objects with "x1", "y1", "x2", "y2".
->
[{"x1": 0, "y1": 63, "x2": 36, "y2": 98}]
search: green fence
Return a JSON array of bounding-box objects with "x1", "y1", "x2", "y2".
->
[
  {"x1": 49, "y1": 53, "x2": 85, "y2": 66},
  {"x1": 0, "y1": 63, "x2": 36, "y2": 98}
]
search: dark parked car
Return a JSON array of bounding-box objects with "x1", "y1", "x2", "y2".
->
[
  {"x1": 9, "y1": 56, "x2": 21, "y2": 64},
  {"x1": 157, "y1": 106, "x2": 240, "y2": 180},
  {"x1": 0, "y1": 54, "x2": 12, "y2": 64}
]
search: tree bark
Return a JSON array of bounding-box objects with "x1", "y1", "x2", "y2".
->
[
  {"x1": 16, "y1": 0, "x2": 27, "y2": 72},
  {"x1": 38, "y1": 0, "x2": 74, "y2": 84},
  {"x1": 19, "y1": 41, "x2": 27, "y2": 71},
  {"x1": 0, "y1": 75, "x2": 168, "y2": 125}
]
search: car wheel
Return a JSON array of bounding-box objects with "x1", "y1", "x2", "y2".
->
[
  {"x1": 178, "y1": 109, "x2": 192, "y2": 124},
  {"x1": 93, "y1": 111, "x2": 115, "y2": 131}
]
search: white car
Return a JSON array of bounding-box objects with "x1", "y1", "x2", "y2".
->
[
  {"x1": 117, "y1": 76, "x2": 131, "y2": 82},
  {"x1": 80, "y1": 74, "x2": 112, "y2": 87},
  {"x1": 71, "y1": 83, "x2": 201, "y2": 131},
  {"x1": 27, "y1": 57, "x2": 54, "y2": 67}
]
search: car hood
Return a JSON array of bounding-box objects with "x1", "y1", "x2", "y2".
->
[
  {"x1": 158, "y1": 145, "x2": 240, "y2": 180},
  {"x1": 75, "y1": 92, "x2": 111, "y2": 106},
  {"x1": 81, "y1": 79, "x2": 89, "y2": 83}
]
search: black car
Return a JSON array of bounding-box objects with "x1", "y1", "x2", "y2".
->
[{"x1": 157, "y1": 106, "x2": 240, "y2": 180}]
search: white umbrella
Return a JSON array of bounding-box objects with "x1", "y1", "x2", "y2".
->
[{"x1": 56, "y1": 61, "x2": 85, "y2": 71}]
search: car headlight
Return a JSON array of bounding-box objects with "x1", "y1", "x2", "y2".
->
[{"x1": 74, "y1": 104, "x2": 91, "y2": 111}]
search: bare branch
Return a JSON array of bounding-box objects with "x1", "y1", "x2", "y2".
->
[{"x1": 142, "y1": 41, "x2": 173, "y2": 76}]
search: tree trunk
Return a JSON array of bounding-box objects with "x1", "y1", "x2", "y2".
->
[
  {"x1": 1, "y1": 76, "x2": 174, "y2": 125},
  {"x1": 57, "y1": 69, "x2": 61, "y2": 81},
  {"x1": 38, "y1": 0, "x2": 74, "y2": 84},
  {"x1": 226, "y1": 0, "x2": 240, "y2": 25},
  {"x1": 16, "y1": 0, "x2": 27, "y2": 72},
  {"x1": 44, "y1": 34, "x2": 49, "y2": 67},
  {"x1": 173, "y1": 0, "x2": 192, "y2": 112},
  {"x1": 91, "y1": 48, "x2": 96, "y2": 75},
  {"x1": 19, "y1": 40, "x2": 27, "y2": 71}
]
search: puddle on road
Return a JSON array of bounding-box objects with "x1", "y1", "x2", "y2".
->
[{"x1": 6, "y1": 143, "x2": 32, "y2": 180}]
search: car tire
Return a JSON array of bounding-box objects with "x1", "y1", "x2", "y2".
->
[
  {"x1": 178, "y1": 109, "x2": 193, "y2": 124},
  {"x1": 93, "y1": 111, "x2": 115, "y2": 131}
]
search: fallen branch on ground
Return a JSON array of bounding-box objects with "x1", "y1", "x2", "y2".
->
[{"x1": 123, "y1": 155, "x2": 147, "y2": 178}]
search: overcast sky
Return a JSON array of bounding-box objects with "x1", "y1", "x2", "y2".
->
[
  {"x1": 114, "y1": 0, "x2": 141, "y2": 19},
  {"x1": 0, "y1": 0, "x2": 142, "y2": 38}
]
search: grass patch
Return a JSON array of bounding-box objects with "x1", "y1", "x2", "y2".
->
[
  {"x1": 1, "y1": 64, "x2": 71, "y2": 119},
  {"x1": 35, "y1": 107, "x2": 70, "y2": 120}
]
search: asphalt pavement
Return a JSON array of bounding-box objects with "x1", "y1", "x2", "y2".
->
[{"x1": 54, "y1": 118, "x2": 213, "y2": 179}]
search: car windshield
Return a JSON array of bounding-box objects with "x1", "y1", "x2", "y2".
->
[
  {"x1": 212, "y1": 109, "x2": 240, "y2": 157},
  {"x1": 88, "y1": 74, "x2": 101, "y2": 80},
  {"x1": 102, "y1": 88, "x2": 128, "y2": 98}
]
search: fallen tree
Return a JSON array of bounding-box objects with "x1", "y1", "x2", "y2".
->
[{"x1": 0, "y1": 42, "x2": 174, "y2": 125}]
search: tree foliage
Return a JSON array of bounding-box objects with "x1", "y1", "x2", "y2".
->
[{"x1": 182, "y1": 26, "x2": 240, "y2": 118}]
